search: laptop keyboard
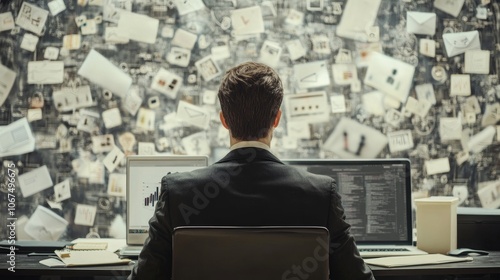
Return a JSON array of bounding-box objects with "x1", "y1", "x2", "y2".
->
[{"x1": 359, "y1": 248, "x2": 410, "y2": 252}]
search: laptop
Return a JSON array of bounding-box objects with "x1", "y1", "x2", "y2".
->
[
  {"x1": 172, "y1": 226, "x2": 329, "y2": 280},
  {"x1": 283, "y1": 158, "x2": 428, "y2": 258},
  {"x1": 120, "y1": 155, "x2": 208, "y2": 257}
]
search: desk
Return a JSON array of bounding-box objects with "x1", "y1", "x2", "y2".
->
[
  {"x1": 1, "y1": 252, "x2": 500, "y2": 279},
  {"x1": 0, "y1": 254, "x2": 133, "y2": 279},
  {"x1": 370, "y1": 251, "x2": 500, "y2": 279}
]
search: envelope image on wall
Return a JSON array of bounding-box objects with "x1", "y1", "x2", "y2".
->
[
  {"x1": 364, "y1": 52, "x2": 415, "y2": 103},
  {"x1": 177, "y1": 100, "x2": 210, "y2": 130},
  {"x1": 24, "y1": 205, "x2": 68, "y2": 241},
  {"x1": 439, "y1": 117, "x2": 462, "y2": 141},
  {"x1": 434, "y1": 0, "x2": 465, "y2": 18},
  {"x1": 442, "y1": 31, "x2": 480, "y2": 57},
  {"x1": 406, "y1": 12, "x2": 436, "y2": 36},
  {"x1": 27, "y1": 61, "x2": 64, "y2": 84}
]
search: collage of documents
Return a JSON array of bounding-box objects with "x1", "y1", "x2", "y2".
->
[{"x1": 0, "y1": 0, "x2": 500, "y2": 241}]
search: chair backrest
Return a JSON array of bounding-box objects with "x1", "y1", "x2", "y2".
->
[{"x1": 172, "y1": 226, "x2": 330, "y2": 280}]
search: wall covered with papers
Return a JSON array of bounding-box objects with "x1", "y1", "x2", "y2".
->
[{"x1": 0, "y1": 0, "x2": 499, "y2": 241}]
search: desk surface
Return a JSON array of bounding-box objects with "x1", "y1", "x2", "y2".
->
[
  {"x1": 368, "y1": 251, "x2": 500, "y2": 277},
  {"x1": 1, "y1": 252, "x2": 500, "y2": 278},
  {"x1": 0, "y1": 254, "x2": 133, "y2": 277}
]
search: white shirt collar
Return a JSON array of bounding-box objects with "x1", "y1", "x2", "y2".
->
[{"x1": 230, "y1": 141, "x2": 271, "y2": 151}]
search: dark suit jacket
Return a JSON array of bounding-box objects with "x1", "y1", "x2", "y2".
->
[{"x1": 128, "y1": 147, "x2": 374, "y2": 280}]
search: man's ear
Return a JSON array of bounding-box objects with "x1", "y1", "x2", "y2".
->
[
  {"x1": 220, "y1": 111, "x2": 229, "y2": 129},
  {"x1": 273, "y1": 109, "x2": 282, "y2": 128}
]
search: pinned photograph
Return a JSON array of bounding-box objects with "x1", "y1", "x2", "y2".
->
[
  {"x1": 259, "y1": 40, "x2": 282, "y2": 67},
  {"x1": 195, "y1": 56, "x2": 222, "y2": 81},
  {"x1": 54, "y1": 179, "x2": 71, "y2": 202},
  {"x1": 108, "y1": 173, "x2": 126, "y2": 197},
  {"x1": 323, "y1": 117, "x2": 388, "y2": 158},
  {"x1": 307, "y1": 0, "x2": 324, "y2": 11},
  {"x1": 0, "y1": 12, "x2": 15, "y2": 32},
  {"x1": 15, "y1": 2, "x2": 49, "y2": 36},
  {"x1": 167, "y1": 47, "x2": 191, "y2": 67},
  {"x1": 151, "y1": 68, "x2": 183, "y2": 99},
  {"x1": 74, "y1": 204, "x2": 97, "y2": 226}
]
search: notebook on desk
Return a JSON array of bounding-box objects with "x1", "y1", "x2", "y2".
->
[
  {"x1": 120, "y1": 155, "x2": 208, "y2": 257},
  {"x1": 283, "y1": 158, "x2": 428, "y2": 258}
]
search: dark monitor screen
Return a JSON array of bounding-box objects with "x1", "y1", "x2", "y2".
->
[{"x1": 283, "y1": 159, "x2": 412, "y2": 245}]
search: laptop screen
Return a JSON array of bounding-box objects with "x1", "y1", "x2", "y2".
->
[
  {"x1": 126, "y1": 155, "x2": 208, "y2": 245},
  {"x1": 283, "y1": 159, "x2": 412, "y2": 245}
]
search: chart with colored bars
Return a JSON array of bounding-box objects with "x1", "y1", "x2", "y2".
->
[{"x1": 143, "y1": 181, "x2": 161, "y2": 208}]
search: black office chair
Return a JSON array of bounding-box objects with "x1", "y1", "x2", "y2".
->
[{"x1": 172, "y1": 226, "x2": 330, "y2": 280}]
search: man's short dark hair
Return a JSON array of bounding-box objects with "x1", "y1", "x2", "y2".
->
[{"x1": 218, "y1": 61, "x2": 284, "y2": 140}]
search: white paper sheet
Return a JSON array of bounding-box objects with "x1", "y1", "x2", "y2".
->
[
  {"x1": 151, "y1": 68, "x2": 183, "y2": 99},
  {"x1": 477, "y1": 180, "x2": 500, "y2": 209},
  {"x1": 117, "y1": 11, "x2": 159, "y2": 44},
  {"x1": 20, "y1": 33, "x2": 39, "y2": 52},
  {"x1": 181, "y1": 132, "x2": 211, "y2": 156},
  {"x1": 231, "y1": 6, "x2": 265, "y2": 35},
  {"x1": 464, "y1": 50, "x2": 490, "y2": 74},
  {"x1": 425, "y1": 158, "x2": 451, "y2": 175},
  {"x1": 174, "y1": 0, "x2": 205, "y2": 16},
  {"x1": 136, "y1": 108, "x2": 156, "y2": 131},
  {"x1": 103, "y1": 146, "x2": 125, "y2": 172},
  {"x1": 439, "y1": 117, "x2": 463, "y2": 141},
  {"x1": 467, "y1": 126, "x2": 496, "y2": 153},
  {"x1": 27, "y1": 61, "x2": 64, "y2": 84},
  {"x1": 52, "y1": 86, "x2": 94, "y2": 111},
  {"x1": 450, "y1": 74, "x2": 471, "y2": 96},
  {"x1": 336, "y1": 0, "x2": 381, "y2": 42},
  {"x1": 15, "y1": 2, "x2": 49, "y2": 36},
  {"x1": 78, "y1": 49, "x2": 132, "y2": 98},
  {"x1": 0, "y1": 118, "x2": 35, "y2": 156},
  {"x1": 387, "y1": 130, "x2": 414, "y2": 153},
  {"x1": 259, "y1": 40, "x2": 282, "y2": 67},
  {"x1": 92, "y1": 134, "x2": 115, "y2": 153},
  {"x1": 285, "y1": 91, "x2": 330, "y2": 124},
  {"x1": 0, "y1": 12, "x2": 15, "y2": 32},
  {"x1": 323, "y1": 117, "x2": 388, "y2": 158},
  {"x1": 176, "y1": 100, "x2": 211, "y2": 130},
  {"x1": 293, "y1": 61, "x2": 330, "y2": 89},
  {"x1": 364, "y1": 52, "x2": 415, "y2": 103},
  {"x1": 102, "y1": 107, "x2": 122, "y2": 129},
  {"x1": 74, "y1": 204, "x2": 97, "y2": 226},
  {"x1": 24, "y1": 205, "x2": 68, "y2": 240},
  {"x1": 108, "y1": 173, "x2": 126, "y2": 197},
  {"x1": 54, "y1": 179, "x2": 71, "y2": 202},
  {"x1": 195, "y1": 56, "x2": 222, "y2": 81},
  {"x1": 0, "y1": 63, "x2": 16, "y2": 107},
  {"x1": 19, "y1": 165, "x2": 53, "y2": 198},
  {"x1": 434, "y1": 0, "x2": 465, "y2": 17},
  {"x1": 171, "y1": 28, "x2": 198, "y2": 50}
]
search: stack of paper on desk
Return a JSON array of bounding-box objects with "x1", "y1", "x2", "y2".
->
[
  {"x1": 364, "y1": 254, "x2": 472, "y2": 268},
  {"x1": 40, "y1": 250, "x2": 131, "y2": 267}
]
